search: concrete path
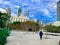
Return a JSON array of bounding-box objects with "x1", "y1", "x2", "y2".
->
[{"x1": 5, "y1": 30, "x2": 60, "y2": 45}]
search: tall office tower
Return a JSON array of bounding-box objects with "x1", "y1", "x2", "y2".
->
[
  {"x1": 6, "y1": 8, "x2": 11, "y2": 23},
  {"x1": 18, "y1": 7, "x2": 22, "y2": 17},
  {"x1": 24, "y1": 10, "x2": 29, "y2": 17},
  {"x1": 57, "y1": 1, "x2": 60, "y2": 21},
  {"x1": 37, "y1": 19, "x2": 42, "y2": 25},
  {"x1": 6, "y1": 8, "x2": 11, "y2": 15}
]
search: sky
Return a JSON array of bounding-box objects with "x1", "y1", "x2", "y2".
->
[{"x1": 0, "y1": 0, "x2": 59, "y2": 24}]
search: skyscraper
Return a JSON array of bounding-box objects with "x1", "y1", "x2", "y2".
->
[
  {"x1": 51, "y1": 1, "x2": 60, "y2": 26},
  {"x1": 6, "y1": 8, "x2": 11, "y2": 23},
  {"x1": 18, "y1": 7, "x2": 22, "y2": 16},
  {"x1": 6, "y1": 8, "x2": 11, "y2": 15},
  {"x1": 24, "y1": 10, "x2": 29, "y2": 17},
  {"x1": 57, "y1": 1, "x2": 60, "y2": 21}
]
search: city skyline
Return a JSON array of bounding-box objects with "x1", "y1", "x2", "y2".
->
[{"x1": 0, "y1": 0, "x2": 59, "y2": 24}]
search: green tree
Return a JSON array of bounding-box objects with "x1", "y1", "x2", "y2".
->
[
  {"x1": 46, "y1": 24, "x2": 59, "y2": 33},
  {"x1": 13, "y1": 21, "x2": 21, "y2": 25},
  {"x1": 0, "y1": 11, "x2": 10, "y2": 28},
  {"x1": 0, "y1": 12, "x2": 4, "y2": 28}
]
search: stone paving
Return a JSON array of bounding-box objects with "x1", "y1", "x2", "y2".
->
[{"x1": 5, "y1": 30, "x2": 60, "y2": 45}]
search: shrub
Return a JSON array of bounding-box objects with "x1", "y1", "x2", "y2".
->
[
  {"x1": 0, "y1": 28, "x2": 10, "y2": 45},
  {"x1": 46, "y1": 25, "x2": 60, "y2": 33},
  {"x1": 13, "y1": 21, "x2": 21, "y2": 25}
]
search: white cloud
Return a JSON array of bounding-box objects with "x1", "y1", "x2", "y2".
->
[
  {"x1": 23, "y1": 3, "x2": 29, "y2": 6},
  {"x1": 31, "y1": 0, "x2": 41, "y2": 2},
  {"x1": 0, "y1": 0, "x2": 3, "y2": 4},
  {"x1": 13, "y1": 0, "x2": 20, "y2": 3},
  {"x1": 47, "y1": 3, "x2": 57, "y2": 10},
  {"x1": 0, "y1": 0, "x2": 11, "y2": 5},
  {"x1": 3, "y1": 1, "x2": 10, "y2": 5},
  {"x1": 30, "y1": 14, "x2": 34, "y2": 17},
  {"x1": 32, "y1": 12, "x2": 36, "y2": 13},
  {"x1": 48, "y1": 15, "x2": 53, "y2": 18},
  {"x1": 11, "y1": 13, "x2": 17, "y2": 16},
  {"x1": 43, "y1": 9, "x2": 49, "y2": 15},
  {"x1": 54, "y1": 5, "x2": 57, "y2": 8},
  {"x1": 14, "y1": 5, "x2": 20, "y2": 8},
  {"x1": 31, "y1": 7, "x2": 35, "y2": 9},
  {"x1": 0, "y1": 8, "x2": 6, "y2": 13},
  {"x1": 40, "y1": 8, "x2": 50, "y2": 16}
]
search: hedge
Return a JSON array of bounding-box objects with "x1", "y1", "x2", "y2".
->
[{"x1": 0, "y1": 28, "x2": 10, "y2": 45}]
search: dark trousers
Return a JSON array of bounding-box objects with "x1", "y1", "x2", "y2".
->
[{"x1": 40, "y1": 35, "x2": 42, "y2": 39}]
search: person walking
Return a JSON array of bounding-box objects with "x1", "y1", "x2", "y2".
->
[{"x1": 39, "y1": 31, "x2": 43, "y2": 40}]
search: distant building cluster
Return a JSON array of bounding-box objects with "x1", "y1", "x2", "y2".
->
[
  {"x1": 10, "y1": 15, "x2": 29, "y2": 23},
  {"x1": 6, "y1": 7, "x2": 42, "y2": 25},
  {"x1": 6, "y1": 7, "x2": 30, "y2": 23}
]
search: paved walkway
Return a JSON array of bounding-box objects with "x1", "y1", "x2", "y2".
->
[{"x1": 5, "y1": 31, "x2": 60, "y2": 45}]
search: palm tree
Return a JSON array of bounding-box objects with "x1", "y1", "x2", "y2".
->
[
  {"x1": 0, "y1": 11, "x2": 4, "y2": 28},
  {"x1": 0, "y1": 11, "x2": 10, "y2": 29}
]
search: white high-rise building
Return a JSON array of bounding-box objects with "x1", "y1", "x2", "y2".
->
[
  {"x1": 57, "y1": 1, "x2": 60, "y2": 21},
  {"x1": 52, "y1": 1, "x2": 60, "y2": 26},
  {"x1": 18, "y1": 7, "x2": 22, "y2": 16},
  {"x1": 23, "y1": 10, "x2": 29, "y2": 17},
  {"x1": 6, "y1": 8, "x2": 11, "y2": 22},
  {"x1": 6, "y1": 8, "x2": 11, "y2": 15}
]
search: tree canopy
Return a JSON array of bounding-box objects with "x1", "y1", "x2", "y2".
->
[{"x1": 0, "y1": 11, "x2": 10, "y2": 28}]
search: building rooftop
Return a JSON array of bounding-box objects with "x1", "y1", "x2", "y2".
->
[
  {"x1": 52, "y1": 21, "x2": 60, "y2": 26},
  {"x1": 57, "y1": 1, "x2": 60, "y2": 4}
]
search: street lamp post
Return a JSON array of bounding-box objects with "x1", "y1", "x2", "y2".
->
[{"x1": 44, "y1": 19, "x2": 49, "y2": 39}]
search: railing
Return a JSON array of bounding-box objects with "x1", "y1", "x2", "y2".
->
[{"x1": 44, "y1": 32, "x2": 60, "y2": 36}]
